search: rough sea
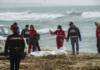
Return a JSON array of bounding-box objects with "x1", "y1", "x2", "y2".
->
[{"x1": 0, "y1": 5, "x2": 100, "y2": 53}]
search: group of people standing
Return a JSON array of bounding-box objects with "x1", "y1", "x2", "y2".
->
[
  {"x1": 4, "y1": 21, "x2": 100, "y2": 70},
  {"x1": 10, "y1": 22, "x2": 41, "y2": 54},
  {"x1": 8, "y1": 21, "x2": 100, "y2": 55},
  {"x1": 21, "y1": 24, "x2": 41, "y2": 53},
  {"x1": 49, "y1": 21, "x2": 100, "y2": 55},
  {"x1": 10, "y1": 22, "x2": 82, "y2": 55},
  {"x1": 50, "y1": 22, "x2": 81, "y2": 55},
  {"x1": 5, "y1": 22, "x2": 41, "y2": 70}
]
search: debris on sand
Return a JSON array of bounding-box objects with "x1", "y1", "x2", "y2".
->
[{"x1": 0, "y1": 51, "x2": 100, "y2": 70}]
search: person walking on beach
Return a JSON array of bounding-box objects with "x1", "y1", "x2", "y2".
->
[
  {"x1": 28, "y1": 25, "x2": 37, "y2": 53},
  {"x1": 95, "y1": 22, "x2": 100, "y2": 55},
  {"x1": 67, "y1": 22, "x2": 81, "y2": 55},
  {"x1": 21, "y1": 25, "x2": 30, "y2": 44},
  {"x1": 31, "y1": 33, "x2": 41, "y2": 52},
  {"x1": 5, "y1": 26, "x2": 25, "y2": 70},
  {"x1": 49, "y1": 25, "x2": 67, "y2": 49}
]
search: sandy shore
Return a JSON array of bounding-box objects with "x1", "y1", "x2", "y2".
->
[{"x1": 0, "y1": 50, "x2": 100, "y2": 70}]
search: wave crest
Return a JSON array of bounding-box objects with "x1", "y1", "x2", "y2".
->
[
  {"x1": 0, "y1": 10, "x2": 100, "y2": 21},
  {"x1": 0, "y1": 11, "x2": 65, "y2": 21},
  {"x1": 81, "y1": 12, "x2": 100, "y2": 18},
  {"x1": 66, "y1": 10, "x2": 100, "y2": 18},
  {"x1": 66, "y1": 10, "x2": 82, "y2": 15}
]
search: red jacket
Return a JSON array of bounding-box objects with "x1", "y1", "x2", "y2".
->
[
  {"x1": 50, "y1": 29, "x2": 67, "y2": 40},
  {"x1": 30, "y1": 30, "x2": 37, "y2": 39},
  {"x1": 10, "y1": 25, "x2": 20, "y2": 34},
  {"x1": 10, "y1": 25, "x2": 14, "y2": 31},
  {"x1": 96, "y1": 26, "x2": 100, "y2": 39}
]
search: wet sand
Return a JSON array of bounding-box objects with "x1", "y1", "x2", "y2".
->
[{"x1": 0, "y1": 50, "x2": 100, "y2": 70}]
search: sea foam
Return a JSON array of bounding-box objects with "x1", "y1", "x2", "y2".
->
[{"x1": 0, "y1": 11, "x2": 65, "y2": 21}]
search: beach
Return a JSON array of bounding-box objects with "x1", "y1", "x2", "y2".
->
[
  {"x1": 0, "y1": 5, "x2": 100, "y2": 70},
  {"x1": 0, "y1": 50, "x2": 100, "y2": 70},
  {"x1": 0, "y1": 6, "x2": 99, "y2": 53}
]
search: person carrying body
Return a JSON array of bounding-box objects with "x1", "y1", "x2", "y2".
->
[
  {"x1": 67, "y1": 22, "x2": 81, "y2": 55},
  {"x1": 28, "y1": 25, "x2": 37, "y2": 53},
  {"x1": 5, "y1": 26, "x2": 25, "y2": 70},
  {"x1": 95, "y1": 21, "x2": 100, "y2": 55},
  {"x1": 31, "y1": 33, "x2": 41, "y2": 52},
  {"x1": 21, "y1": 25, "x2": 30, "y2": 44},
  {"x1": 49, "y1": 25, "x2": 67, "y2": 49}
]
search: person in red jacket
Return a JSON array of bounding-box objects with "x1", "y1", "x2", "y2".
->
[
  {"x1": 95, "y1": 21, "x2": 100, "y2": 55},
  {"x1": 10, "y1": 22, "x2": 17, "y2": 31},
  {"x1": 10, "y1": 22, "x2": 20, "y2": 34},
  {"x1": 49, "y1": 25, "x2": 67, "y2": 49},
  {"x1": 28, "y1": 25, "x2": 37, "y2": 53}
]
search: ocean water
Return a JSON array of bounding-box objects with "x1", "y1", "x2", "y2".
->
[{"x1": 0, "y1": 5, "x2": 100, "y2": 53}]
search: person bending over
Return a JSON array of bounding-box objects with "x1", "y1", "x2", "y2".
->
[{"x1": 31, "y1": 33, "x2": 41, "y2": 52}]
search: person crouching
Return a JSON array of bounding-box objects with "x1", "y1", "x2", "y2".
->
[{"x1": 31, "y1": 33, "x2": 41, "y2": 52}]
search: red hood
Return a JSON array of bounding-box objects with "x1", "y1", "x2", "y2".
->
[
  {"x1": 96, "y1": 26, "x2": 100, "y2": 39},
  {"x1": 10, "y1": 25, "x2": 14, "y2": 30}
]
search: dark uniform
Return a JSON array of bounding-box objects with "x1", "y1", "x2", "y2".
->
[
  {"x1": 67, "y1": 26, "x2": 81, "y2": 39},
  {"x1": 4, "y1": 26, "x2": 25, "y2": 70},
  {"x1": 67, "y1": 26, "x2": 81, "y2": 54},
  {"x1": 21, "y1": 28, "x2": 30, "y2": 44}
]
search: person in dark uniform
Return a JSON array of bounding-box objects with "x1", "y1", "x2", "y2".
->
[
  {"x1": 5, "y1": 26, "x2": 25, "y2": 70},
  {"x1": 31, "y1": 33, "x2": 41, "y2": 52},
  {"x1": 21, "y1": 24, "x2": 30, "y2": 44}
]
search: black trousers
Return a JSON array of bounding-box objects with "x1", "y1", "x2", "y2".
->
[
  {"x1": 97, "y1": 39, "x2": 100, "y2": 53},
  {"x1": 10, "y1": 51, "x2": 22, "y2": 70}
]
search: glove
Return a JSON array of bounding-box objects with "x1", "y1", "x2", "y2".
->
[
  {"x1": 67, "y1": 39, "x2": 69, "y2": 42},
  {"x1": 79, "y1": 38, "x2": 82, "y2": 41},
  {"x1": 18, "y1": 29, "x2": 20, "y2": 32},
  {"x1": 34, "y1": 49, "x2": 37, "y2": 51}
]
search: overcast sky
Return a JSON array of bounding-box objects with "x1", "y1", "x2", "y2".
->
[{"x1": 0, "y1": 0, "x2": 100, "y2": 6}]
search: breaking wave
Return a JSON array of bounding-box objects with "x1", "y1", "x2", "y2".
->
[
  {"x1": 0, "y1": 11, "x2": 65, "y2": 21},
  {"x1": 81, "y1": 12, "x2": 100, "y2": 18},
  {"x1": 0, "y1": 10, "x2": 100, "y2": 21},
  {"x1": 66, "y1": 10, "x2": 100, "y2": 18}
]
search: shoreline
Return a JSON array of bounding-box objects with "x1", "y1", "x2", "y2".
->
[
  {"x1": 0, "y1": 50, "x2": 100, "y2": 70},
  {"x1": 42, "y1": 49, "x2": 97, "y2": 54}
]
